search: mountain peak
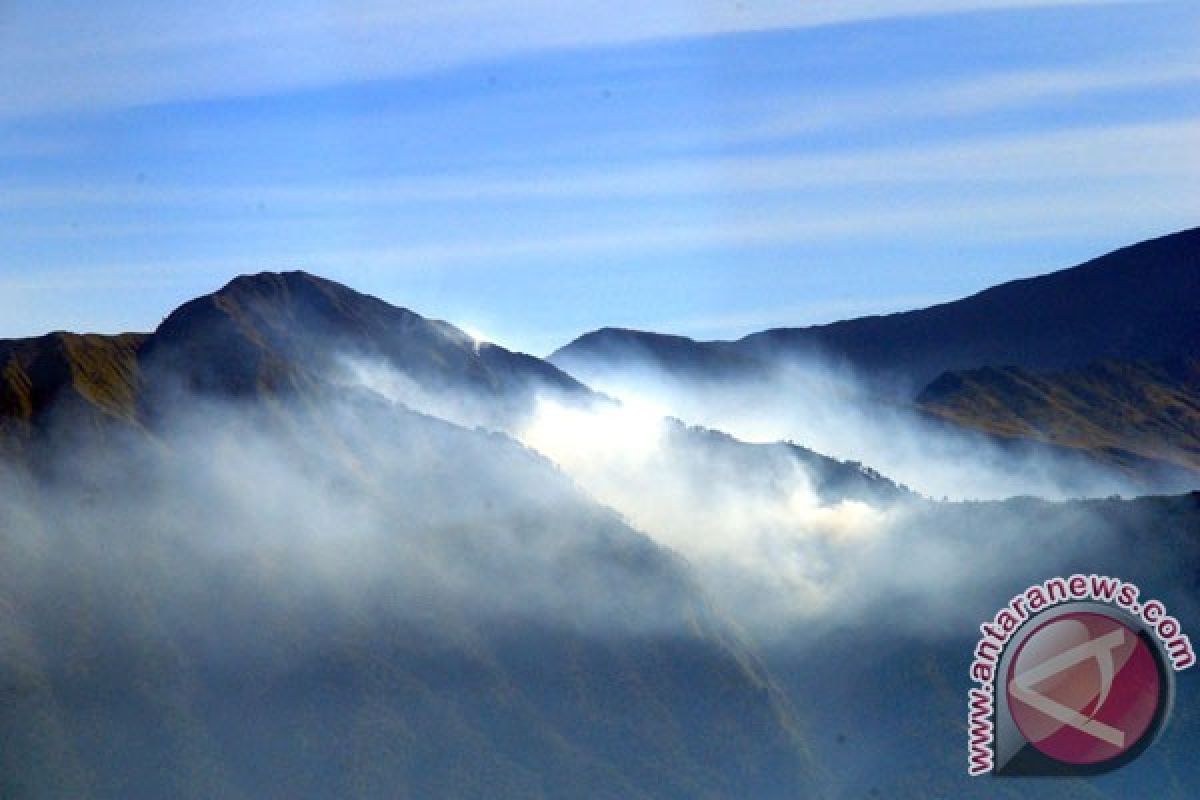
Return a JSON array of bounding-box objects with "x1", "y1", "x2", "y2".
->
[
  {"x1": 161, "y1": 270, "x2": 420, "y2": 337},
  {"x1": 212, "y1": 270, "x2": 394, "y2": 312},
  {"x1": 139, "y1": 270, "x2": 588, "y2": 403}
]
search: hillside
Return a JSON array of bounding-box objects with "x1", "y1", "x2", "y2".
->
[
  {"x1": 917, "y1": 358, "x2": 1200, "y2": 481},
  {"x1": 0, "y1": 341, "x2": 824, "y2": 799},
  {"x1": 552, "y1": 226, "x2": 1200, "y2": 391},
  {"x1": 0, "y1": 272, "x2": 589, "y2": 457},
  {"x1": 0, "y1": 332, "x2": 147, "y2": 455},
  {"x1": 0, "y1": 271, "x2": 881, "y2": 798},
  {"x1": 551, "y1": 227, "x2": 1200, "y2": 490}
]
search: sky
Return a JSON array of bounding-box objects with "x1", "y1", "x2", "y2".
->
[{"x1": 2, "y1": 0, "x2": 1198, "y2": 355}]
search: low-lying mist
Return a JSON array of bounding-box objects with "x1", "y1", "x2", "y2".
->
[
  {"x1": 4, "y1": 342, "x2": 1195, "y2": 798},
  {"x1": 562, "y1": 357, "x2": 1143, "y2": 502},
  {"x1": 0, "y1": 388, "x2": 705, "y2": 685},
  {"x1": 342, "y1": 355, "x2": 1129, "y2": 643},
  {"x1": 0, "y1": 374, "x2": 824, "y2": 798}
]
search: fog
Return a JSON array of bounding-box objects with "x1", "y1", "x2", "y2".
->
[
  {"x1": 335, "y1": 354, "x2": 1128, "y2": 643},
  {"x1": 1, "y1": 338, "x2": 1183, "y2": 798},
  {"x1": 0, "y1": 386, "x2": 708, "y2": 692},
  {"x1": 560, "y1": 356, "x2": 1141, "y2": 502}
]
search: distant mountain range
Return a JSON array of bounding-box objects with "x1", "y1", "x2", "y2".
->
[
  {"x1": 0, "y1": 270, "x2": 901, "y2": 502},
  {"x1": 552, "y1": 226, "x2": 1200, "y2": 488},
  {"x1": 553, "y1": 227, "x2": 1200, "y2": 388},
  {"x1": 3, "y1": 231, "x2": 1199, "y2": 798},
  {"x1": 0, "y1": 270, "x2": 880, "y2": 798}
]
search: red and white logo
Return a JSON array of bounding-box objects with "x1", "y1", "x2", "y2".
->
[{"x1": 1006, "y1": 612, "x2": 1161, "y2": 765}]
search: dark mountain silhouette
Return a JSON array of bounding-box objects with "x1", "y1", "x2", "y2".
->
[
  {"x1": 143, "y1": 271, "x2": 584, "y2": 401},
  {"x1": 552, "y1": 328, "x2": 759, "y2": 381},
  {"x1": 739, "y1": 226, "x2": 1200, "y2": 388},
  {"x1": 0, "y1": 272, "x2": 587, "y2": 456},
  {"x1": 552, "y1": 226, "x2": 1200, "y2": 391}
]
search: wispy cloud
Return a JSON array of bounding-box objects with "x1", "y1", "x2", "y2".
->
[
  {"x1": 1, "y1": 0, "x2": 1191, "y2": 352},
  {"x1": 0, "y1": 0, "x2": 1153, "y2": 118},
  {"x1": 7, "y1": 117, "x2": 1198, "y2": 210},
  {"x1": 324, "y1": 190, "x2": 1194, "y2": 269},
  {"x1": 726, "y1": 60, "x2": 1200, "y2": 145}
]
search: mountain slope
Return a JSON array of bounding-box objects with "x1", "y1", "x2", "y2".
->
[
  {"x1": 0, "y1": 272, "x2": 836, "y2": 799},
  {"x1": 552, "y1": 226, "x2": 1200, "y2": 390},
  {"x1": 141, "y1": 270, "x2": 587, "y2": 403},
  {"x1": 550, "y1": 227, "x2": 1200, "y2": 490},
  {"x1": 0, "y1": 395, "x2": 821, "y2": 798},
  {"x1": 0, "y1": 333, "x2": 145, "y2": 424},
  {"x1": 917, "y1": 357, "x2": 1200, "y2": 480},
  {"x1": 0, "y1": 272, "x2": 588, "y2": 452},
  {"x1": 0, "y1": 332, "x2": 147, "y2": 460}
]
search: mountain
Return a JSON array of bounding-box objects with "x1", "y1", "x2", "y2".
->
[
  {"x1": 737, "y1": 226, "x2": 1200, "y2": 389},
  {"x1": 551, "y1": 328, "x2": 760, "y2": 382},
  {"x1": 2, "y1": 267, "x2": 1199, "y2": 798},
  {"x1": 0, "y1": 271, "x2": 837, "y2": 798},
  {"x1": 0, "y1": 272, "x2": 587, "y2": 459},
  {"x1": 142, "y1": 271, "x2": 584, "y2": 402},
  {"x1": 551, "y1": 227, "x2": 1200, "y2": 489},
  {"x1": 0, "y1": 332, "x2": 147, "y2": 455},
  {"x1": 917, "y1": 357, "x2": 1200, "y2": 482},
  {"x1": 552, "y1": 226, "x2": 1200, "y2": 392},
  {"x1": 0, "y1": 270, "x2": 908, "y2": 504}
]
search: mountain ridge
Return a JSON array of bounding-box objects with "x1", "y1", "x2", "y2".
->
[
  {"x1": 0, "y1": 273, "x2": 826, "y2": 799},
  {"x1": 552, "y1": 225, "x2": 1200, "y2": 389},
  {"x1": 917, "y1": 356, "x2": 1200, "y2": 477},
  {"x1": 550, "y1": 226, "x2": 1200, "y2": 489},
  {"x1": 0, "y1": 269, "x2": 909, "y2": 505},
  {"x1": 0, "y1": 271, "x2": 589, "y2": 446},
  {"x1": 145, "y1": 269, "x2": 587, "y2": 400}
]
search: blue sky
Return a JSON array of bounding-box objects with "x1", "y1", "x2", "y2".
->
[{"x1": 2, "y1": 0, "x2": 1198, "y2": 355}]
